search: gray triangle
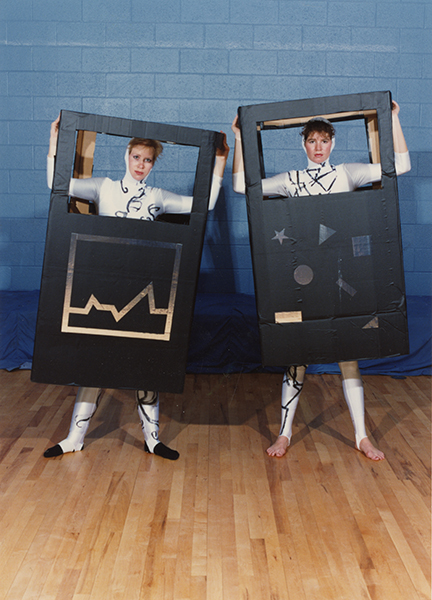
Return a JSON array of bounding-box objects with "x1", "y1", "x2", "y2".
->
[{"x1": 319, "y1": 224, "x2": 336, "y2": 245}]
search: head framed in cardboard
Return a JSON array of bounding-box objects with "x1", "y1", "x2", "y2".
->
[
  {"x1": 237, "y1": 91, "x2": 409, "y2": 366},
  {"x1": 32, "y1": 110, "x2": 224, "y2": 392}
]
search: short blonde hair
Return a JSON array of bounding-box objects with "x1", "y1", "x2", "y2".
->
[{"x1": 127, "y1": 138, "x2": 163, "y2": 162}]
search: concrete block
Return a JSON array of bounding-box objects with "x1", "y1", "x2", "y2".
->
[
  {"x1": 83, "y1": 48, "x2": 130, "y2": 72},
  {"x1": 33, "y1": 47, "x2": 81, "y2": 71},
  {"x1": 377, "y1": 2, "x2": 426, "y2": 29},
  {"x1": 0, "y1": 242, "x2": 34, "y2": 266},
  {"x1": 374, "y1": 55, "x2": 400, "y2": 79},
  {"x1": 230, "y1": 50, "x2": 277, "y2": 75},
  {"x1": 58, "y1": 73, "x2": 106, "y2": 97},
  {"x1": 33, "y1": 97, "x2": 81, "y2": 120},
  {"x1": 83, "y1": 0, "x2": 131, "y2": 22},
  {"x1": 280, "y1": 1, "x2": 329, "y2": 24},
  {"x1": 181, "y1": 0, "x2": 229, "y2": 23},
  {"x1": 11, "y1": 218, "x2": 47, "y2": 242},
  {"x1": 0, "y1": 267, "x2": 12, "y2": 290},
  {"x1": 7, "y1": 21, "x2": 56, "y2": 44},
  {"x1": 326, "y1": 52, "x2": 375, "y2": 76},
  {"x1": 414, "y1": 247, "x2": 432, "y2": 272},
  {"x1": 11, "y1": 266, "x2": 42, "y2": 290},
  {"x1": 57, "y1": 22, "x2": 105, "y2": 46},
  {"x1": 2, "y1": 96, "x2": 32, "y2": 120},
  {"x1": 278, "y1": 51, "x2": 326, "y2": 75},
  {"x1": 399, "y1": 198, "x2": 418, "y2": 225},
  {"x1": 0, "y1": 47, "x2": 31, "y2": 71},
  {"x1": 203, "y1": 74, "x2": 253, "y2": 99},
  {"x1": 402, "y1": 247, "x2": 415, "y2": 271},
  {"x1": 35, "y1": 195, "x2": 50, "y2": 220},
  {"x1": 0, "y1": 0, "x2": 32, "y2": 21},
  {"x1": 230, "y1": 0, "x2": 278, "y2": 24},
  {"x1": 10, "y1": 170, "x2": 46, "y2": 194},
  {"x1": 107, "y1": 74, "x2": 155, "y2": 97},
  {"x1": 302, "y1": 26, "x2": 351, "y2": 51},
  {"x1": 131, "y1": 98, "x2": 180, "y2": 122},
  {"x1": 35, "y1": 242, "x2": 46, "y2": 266},
  {"x1": 328, "y1": 2, "x2": 376, "y2": 27},
  {"x1": 106, "y1": 23, "x2": 155, "y2": 47},
  {"x1": 0, "y1": 145, "x2": 33, "y2": 171},
  {"x1": 405, "y1": 272, "x2": 432, "y2": 297},
  {"x1": 254, "y1": 26, "x2": 302, "y2": 50},
  {"x1": 133, "y1": 0, "x2": 180, "y2": 22},
  {"x1": 179, "y1": 99, "x2": 228, "y2": 123},
  {"x1": 0, "y1": 195, "x2": 35, "y2": 218},
  {"x1": 181, "y1": 49, "x2": 228, "y2": 73},
  {"x1": 32, "y1": 0, "x2": 77, "y2": 21},
  {"x1": 352, "y1": 28, "x2": 399, "y2": 53},
  {"x1": 155, "y1": 74, "x2": 203, "y2": 98},
  {"x1": 131, "y1": 48, "x2": 179, "y2": 72},
  {"x1": 8, "y1": 121, "x2": 47, "y2": 145},
  {"x1": 398, "y1": 78, "x2": 432, "y2": 105},
  {"x1": 9, "y1": 72, "x2": 57, "y2": 97},
  {"x1": 205, "y1": 24, "x2": 253, "y2": 49},
  {"x1": 400, "y1": 28, "x2": 432, "y2": 53},
  {"x1": 155, "y1": 23, "x2": 204, "y2": 48},
  {"x1": 81, "y1": 98, "x2": 131, "y2": 117}
]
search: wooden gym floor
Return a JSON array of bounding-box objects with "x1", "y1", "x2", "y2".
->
[{"x1": 0, "y1": 369, "x2": 430, "y2": 600}]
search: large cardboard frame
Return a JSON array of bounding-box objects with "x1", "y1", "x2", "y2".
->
[
  {"x1": 32, "y1": 110, "x2": 224, "y2": 392},
  {"x1": 238, "y1": 91, "x2": 409, "y2": 366}
]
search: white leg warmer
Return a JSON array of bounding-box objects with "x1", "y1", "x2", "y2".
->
[
  {"x1": 44, "y1": 387, "x2": 101, "y2": 457},
  {"x1": 136, "y1": 390, "x2": 160, "y2": 452},
  {"x1": 279, "y1": 367, "x2": 304, "y2": 443},
  {"x1": 136, "y1": 391, "x2": 179, "y2": 460},
  {"x1": 342, "y1": 378, "x2": 368, "y2": 450}
]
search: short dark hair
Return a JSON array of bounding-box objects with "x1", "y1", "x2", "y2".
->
[{"x1": 301, "y1": 118, "x2": 335, "y2": 141}]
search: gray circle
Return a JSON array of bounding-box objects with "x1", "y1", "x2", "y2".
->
[{"x1": 294, "y1": 265, "x2": 314, "y2": 285}]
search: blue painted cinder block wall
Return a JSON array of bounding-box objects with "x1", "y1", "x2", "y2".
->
[{"x1": 1, "y1": 0, "x2": 431, "y2": 296}]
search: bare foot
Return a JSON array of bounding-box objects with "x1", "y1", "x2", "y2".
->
[
  {"x1": 267, "y1": 435, "x2": 289, "y2": 457},
  {"x1": 358, "y1": 437, "x2": 385, "y2": 461}
]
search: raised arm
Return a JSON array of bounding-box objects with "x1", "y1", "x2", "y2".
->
[
  {"x1": 47, "y1": 115, "x2": 102, "y2": 202},
  {"x1": 391, "y1": 101, "x2": 411, "y2": 175},
  {"x1": 213, "y1": 131, "x2": 230, "y2": 178},
  {"x1": 48, "y1": 115, "x2": 60, "y2": 158},
  {"x1": 391, "y1": 101, "x2": 408, "y2": 154},
  {"x1": 231, "y1": 115, "x2": 246, "y2": 193},
  {"x1": 47, "y1": 115, "x2": 60, "y2": 189},
  {"x1": 205, "y1": 130, "x2": 230, "y2": 210}
]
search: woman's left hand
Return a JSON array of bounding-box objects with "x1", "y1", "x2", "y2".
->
[
  {"x1": 216, "y1": 131, "x2": 230, "y2": 160},
  {"x1": 392, "y1": 100, "x2": 400, "y2": 116}
]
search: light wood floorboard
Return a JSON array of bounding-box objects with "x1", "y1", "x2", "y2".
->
[{"x1": 0, "y1": 370, "x2": 430, "y2": 600}]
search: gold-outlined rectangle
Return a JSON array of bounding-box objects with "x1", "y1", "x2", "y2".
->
[{"x1": 61, "y1": 233, "x2": 182, "y2": 341}]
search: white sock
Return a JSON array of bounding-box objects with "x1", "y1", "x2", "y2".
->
[
  {"x1": 342, "y1": 378, "x2": 367, "y2": 450},
  {"x1": 136, "y1": 391, "x2": 159, "y2": 452},
  {"x1": 58, "y1": 387, "x2": 101, "y2": 453}
]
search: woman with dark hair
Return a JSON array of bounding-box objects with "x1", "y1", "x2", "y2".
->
[
  {"x1": 44, "y1": 116, "x2": 229, "y2": 460},
  {"x1": 232, "y1": 102, "x2": 410, "y2": 461}
]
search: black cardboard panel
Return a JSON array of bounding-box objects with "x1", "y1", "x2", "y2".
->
[
  {"x1": 32, "y1": 111, "x2": 223, "y2": 392},
  {"x1": 238, "y1": 92, "x2": 409, "y2": 366}
]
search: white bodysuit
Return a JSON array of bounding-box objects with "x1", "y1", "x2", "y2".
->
[
  {"x1": 47, "y1": 154, "x2": 222, "y2": 219},
  {"x1": 233, "y1": 152, "x2": 410, "y2": 196}
]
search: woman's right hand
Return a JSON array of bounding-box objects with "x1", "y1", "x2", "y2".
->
[{"x1": 48, "y1": 114, "x2": 60, "y2": 157}]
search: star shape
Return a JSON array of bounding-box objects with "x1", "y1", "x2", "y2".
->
[{"x1": 272, "y1": 228, "x2": 288, "y2": 245}]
